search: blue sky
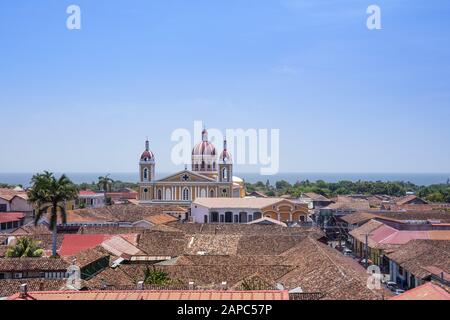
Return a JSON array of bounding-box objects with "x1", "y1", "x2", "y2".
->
[{"x1": 1, "y1": 0, "x2": 450, "y2": 174}]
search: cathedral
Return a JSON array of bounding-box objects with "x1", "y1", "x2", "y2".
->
[{"x1": 138, "y1": 129, "x2": 245, "y2": 205}]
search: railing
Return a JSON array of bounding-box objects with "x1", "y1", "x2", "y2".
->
[{"x1": 289, "y1": 292, "x2": 326, "y2": 300}]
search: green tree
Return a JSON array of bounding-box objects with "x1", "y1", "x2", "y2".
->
[
  {"x1": 143, "y1": 266, "x2": 171, "y2": 285},
  {"x1": 28, "y1": 171, "x2": 79, "y2": 257},
  {"x1": 6, "y1": 237, "x2": 44, "y2": 258},
  {"x1": 97, "y1": 174, "x2": 114, "y2": 192}
]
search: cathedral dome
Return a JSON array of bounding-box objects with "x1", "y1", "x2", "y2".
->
[
  {"x1": 140, "y1": 139, "x2": 155, "y2": 161},
  {"x1": 192, "y1": 129, "x2": 216, "y2": 157}
]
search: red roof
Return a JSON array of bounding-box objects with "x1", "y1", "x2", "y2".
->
[
  {"x1": 58, "y1": 234, "x2": 140, "y2": 256},
  {"x1": 9, "y1": 290, "x2": 290, "y2": 300},
  {"x1": 58, "y1": 234, "x2": 112, "y2": 256},
  {"x1": 79, "y1": 190, "x2": 100, "y2": 196},
  {"x1": 390, "y1": 282, "x2": 450, "y2": 300},
  {"x1": 0, "y1": 212, "x2": 25, "y2": 224}
]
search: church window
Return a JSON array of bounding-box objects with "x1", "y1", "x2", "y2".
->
[
  {"x1": 143, "y1": 188, "x2": 148, "y2": 193},
  {"x1": 157, "y1": 189, "x2": 162, "y2": 200},
  {"x1": 201, "y1": 161, "x2": 205, "y2": 170},
  {"x1": 210, "y1": 189, "x2": 215, "y2": 197},
  {"x1": 165, "y1": 189, "x2": 172, "y2": 200},
  {"x1": 200, "y1": 189, "x2": 206, "y2": 198},
  {"x1": 143, "y1": 168, "x2": 148, "y2": 180},
  {"x1": 182, "y1": 188, "x2": 190, "y2": 201}
]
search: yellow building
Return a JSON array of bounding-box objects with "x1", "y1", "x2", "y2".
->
[{"x1": 139, "y1": 129, "x2": 245, "y2": 205}]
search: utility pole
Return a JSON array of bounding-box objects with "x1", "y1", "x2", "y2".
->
[{"x1": 363, "y1": 233, "x2": 373, "y2": 269}]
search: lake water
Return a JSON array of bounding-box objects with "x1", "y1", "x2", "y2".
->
[{"x1": 1, "y1": 172, "x2": 449, "y2": 187}]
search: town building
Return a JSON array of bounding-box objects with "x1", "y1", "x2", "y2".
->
[
  {"x1": 298, "y1": 192, "x2": 332, "y2": 210},
  {"x1": 349, "y1": 218, "x2": 450, "y2": 270},
  {"x1": 0, "y1": 213, "x2": 25, "y2": 233},
  {"x1": 0, "y1": 188, "x2": 33, "y2": 214},
  {"x1": 387, "y1": 239, "x2": 449, "y2": 290},
  {"x1": 76, "y1": 190, "x2": 106, "y2": 209},
  {"x1": 190, "y1": 197, "x2": 309, "y2": 224},
  {"x1": 138, "y1": 129, "x2": 245, "y2": 205}
]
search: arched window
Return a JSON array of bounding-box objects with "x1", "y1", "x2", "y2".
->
[
  {"x1": 204, "y1": 215, "x2": 208, "y2": 223},
  {"x1": 182, "y1": 188, "x2": 190, "y2": 201},
  {"x1": 201, "y1": 161, "x2": 205, "y2": 170},
  {"x1": 165, "y1": 188, "x2": 172, "y2": 201},
  {"x1": 210, "y1": 189, "x2": 215, "y2": 198},
  {"x1": 143, "y1": 168, "x2": 148, "y2": 181},
  {"x1": 211, "y1": 212, "x2": 219, "y2": 223},
  {"x1": 200, "y1": 189, "x2": 206, "y2": 198},
  {"x1": 195, "y1": 164, "x2": 199, "y2": 171},
  {"x1": 157, "y1": 189, "x2": 162, "y2": 200},
  {"x1": 222, "y1": 188, "x2": 228, "y2": 197},
  {"x1": 222, "y1": 168, "x2": 228, "y2": 181}
]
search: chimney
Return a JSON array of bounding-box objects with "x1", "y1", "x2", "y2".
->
[
  {"x1": 188, "y1": 282, "x2": 195, "y2": 290},
  {"x1": 19, "y1": 283, "x2": 28, "y2": 298},
  {"x1": 221, "y1": 281, "x2": 227, "y2": 290},
  {"x1": 137, "y1": 281, "x2": 144, "y2": 290}
]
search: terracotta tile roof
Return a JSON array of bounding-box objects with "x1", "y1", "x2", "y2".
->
[
  {"x1": 143, "y1": 213, "x2": 178, "y2": 225},
  {"x1": 276, "y1": 237, "x2": 391, "y2": 300},
  {"x1": 9, "y1": 224, "x2": 52, "y2": 235},
  {"x1": 0, "y1": 212, "x2": 25, "y2": 223},
  {"x1": 396, "y1": 195, "x2": 428, "y2": 206},
  {"x1": 340, "y1": 212, "x2": 378, "y2": 225},
  {"x1": 350, "y1": 219, "x2": 450, "y2": 250},
  {"x1": 0, "y1": 279, "x2": 67, "y2": 298},
  {"x1": 0, "y1": 246, "x2": 8, "y2": 257},
  {"x1": 0, "y1": 188, "x2": 28, "y2": 202},
  {"x1": 386, "y1": 240, "x2": 450, "y2": 280},
  {"x1": 0, "y1": 257, "x2": 69, "y2": 272},
  {"x1": 62, "y1": 246, "x2": 110, "y2": 269},
  {"x1": 303, "y1": 192, "x2": 330, "y2": 202},
  {"x1": 390, "y1": 282, "x2": 450, "y2": 300},
  {"x1": 8, "y1": 289, "x2": 290, "y2": 300},
  {"x1": 65, "y1": 204, "x2": 186, "y2": 224}
]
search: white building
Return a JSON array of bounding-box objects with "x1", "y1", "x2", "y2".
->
[
  {"x1": 191, "y1": 197, "x2": 309, "y2": 224},
  {"x1": 0, "y1": 188, "x2": 33, "y2": 213},
  {"x1": 77, "y1": 190, "x2": 106, "y2": 208}
]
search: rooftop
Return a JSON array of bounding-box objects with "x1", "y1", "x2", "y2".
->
[
  {"x1": 390, "y1": 282, "x2": 450, "y2": 300},
  {"x1": 8, "y1": 289, "x2": 290, "y2": 300}
]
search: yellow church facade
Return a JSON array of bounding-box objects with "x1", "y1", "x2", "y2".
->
[{"x1": 138, "y1": 129, "x2": 245, "y2": 206}]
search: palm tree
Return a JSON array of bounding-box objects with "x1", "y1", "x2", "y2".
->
[
  {"x1": 6, "y1": 237, "x2": 44, "y2": 258},
  {"x1": 97, "y1": 174, "x2": 114, "y2": 192},
  {"x1": 27, "y1": 171, "x2": 79, "y2": 257}
]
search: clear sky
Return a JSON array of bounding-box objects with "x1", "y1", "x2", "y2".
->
[{"x1": 1, "y1": 0, "x2": 450, "y2": 174}]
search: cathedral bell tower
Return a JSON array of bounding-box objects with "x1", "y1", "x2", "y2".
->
[
  {"x1": 218, "y1": 139, "x2": 233, "y2": 197},
  {"x1": 139, "y1": 139, "x2": 155, "y2": 201}
]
